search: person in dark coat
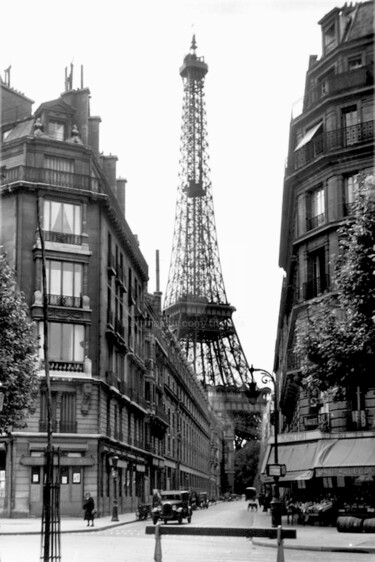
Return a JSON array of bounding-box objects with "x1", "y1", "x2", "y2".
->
[{"x1": 83, "y1": 492, "x2": 95, "y2": 526}]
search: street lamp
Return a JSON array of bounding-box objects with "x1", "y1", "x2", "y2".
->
[
  {"x1": 247, "y1": 365, "x2": 283, "y2": 528},
  {"x1": 111, "y1": 455, "x2": 119, "y2": 522}
]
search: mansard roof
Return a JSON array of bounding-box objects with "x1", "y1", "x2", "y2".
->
[{"x1": 35, "y1": 98, "x2": 75, "y2": 117}]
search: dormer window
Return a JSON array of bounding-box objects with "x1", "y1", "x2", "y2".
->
[
  {"x1": 323, "y1": 22, "x2": 337, "y2": 54},
  {"x1": 48, "y1": 120, "x2": 65, "y2": 141}
]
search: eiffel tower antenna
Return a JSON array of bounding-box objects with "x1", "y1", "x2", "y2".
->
[{"x1": 164, "y1": 37, "x2": 251, "y2": 391}]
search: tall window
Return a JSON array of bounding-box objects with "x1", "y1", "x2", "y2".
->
[
  {"x1": 40, "y1": 322, "x2": 84, "y2": 364},
  {"x1": 48, "y1": 121, "x2": 65, "y2": 141},
  {"x1": 342, "y1": 106, "x2": 359, "y2": 146},
  {"x1": 40, "y1": 391, "x2": 58, "y2": 431},
  {"x1": 306, "y1": 187, "x2": 325, "y2": 231},
  {"x1": 60, "y1": 393, "x2": 77, "y2": 433},
  {"x1": 304, "y1": 247, "x2": 329, "y2": 300},
  {"x1": 344, "y1": 174, "x2": 359, "y2": 216},
  {"x1": 44, "y1": 200, "x2": 81, "y2": 244},
  {"x1": 46, "y1": 260, "x2": 82, "y2": 307}
]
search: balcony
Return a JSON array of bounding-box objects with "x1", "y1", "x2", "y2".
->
[
  {"x1": 293, "y1": 120, "x2": 374, "y2": 171},
  {"x1": 44, "y1": 230, "x2": 83, "y2": 245},
  {"x1": 303, "y1": 65, "x2": 373, "y2": 112},
  {"x1": 303, "y1": 274, "x2": 330, "y2": 300},
  {"x1": 1, "y1": 165, "x2": 98, "y2": 192},
  {"x1": 306, "y1": 212, "x2": 325, "y2": 232},
  {"x1": 48, "y1": 294, "x2": 82, "y2": 308},
  {"x1": 48, "y1": 361, "x2": 84, "y2": 374}
]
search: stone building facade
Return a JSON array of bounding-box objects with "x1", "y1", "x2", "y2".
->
[
  {"x1": 266, "y1": 2, "x2": 375, "y2": 500},
  {"x1": 0, "y1": 71, "x2": 223, "y2": 517}
]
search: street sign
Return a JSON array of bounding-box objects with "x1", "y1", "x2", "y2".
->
[{"x1": 266, "y1": 463, "x2": 287, "y2": 477}]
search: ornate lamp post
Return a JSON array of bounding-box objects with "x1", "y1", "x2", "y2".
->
[
  {"x1": 111, "y1": 455, "x2": 119, "y2": 522},
  {"x1": 247, "y1": 365, "x2": 283, "y2": 528}
]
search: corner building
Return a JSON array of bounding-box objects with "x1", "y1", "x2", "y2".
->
[
  {"x1": 267, "y1": 2, "x2": 375, "y2": 511},
  {"x1": 0, "y1": 72, "x2": 223, "y2": 517}
]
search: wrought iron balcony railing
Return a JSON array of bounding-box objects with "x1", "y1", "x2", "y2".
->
[
  {"x1": 303, "y1": 65, "x2": 374, "y2": 112},
  {"x1": 291, "y1": 65, "x2": 374, "y2": 118},
  {"x1": 48, "y1": 361, "x2": 84, "y2": 373},
  {"x1": 44, "y1": 230, "x2": 83, "y2": 245},
  {"x1": 48, "y1": 294, "x2": 82, "y2": 308},
  {"x1": 306, "y1": 212, "x2": 325, "y2": 232},
  {"x1": 292, "y1": 120, "x2": 374, "y2": 171}
]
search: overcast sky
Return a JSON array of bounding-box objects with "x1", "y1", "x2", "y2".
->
[{"x1": 1, "y1": 0, "x2": 343, "y2": 377}]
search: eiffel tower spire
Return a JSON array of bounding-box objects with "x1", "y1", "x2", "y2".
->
[{"x1": 164, "y1": 37, "x2": 251, "y2": 390}]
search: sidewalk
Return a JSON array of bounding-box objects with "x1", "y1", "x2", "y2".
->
[
  {"x1": 252, "y1": 508, "x2": 375, "y2": 554},
  {"x1": 0, "y1": 511, "x2": 137, "y2": 535},
  {"x1": 1, "y1": 507, "x2": 375, "y2": 554}
]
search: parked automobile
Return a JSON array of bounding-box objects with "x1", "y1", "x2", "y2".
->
[{"x1": 152, "y1": 490, "x2": 193, "y2": 525}]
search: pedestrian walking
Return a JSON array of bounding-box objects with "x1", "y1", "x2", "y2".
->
[{"x1": 83, "y1": 492, "x2": 96, "y2": 527}]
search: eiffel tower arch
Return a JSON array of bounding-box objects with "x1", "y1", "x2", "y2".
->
[{"x1": 164, "y1": 37, "x2": 268, "y2": 491}]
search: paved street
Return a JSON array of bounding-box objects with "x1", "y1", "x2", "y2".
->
[{"x1": 1, "y1": 500, "x2": 375, "y2": 561}]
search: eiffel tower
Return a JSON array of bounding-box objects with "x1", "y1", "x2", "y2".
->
[{"x1": 164, "y1": 38, "x2": 267, "y2": 479}]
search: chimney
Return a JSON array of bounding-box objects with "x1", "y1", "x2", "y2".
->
[
  {"x1": 100, "y1": 154, "x2": 118, "y2": 193},
  {"x1": 88, "y1": 116, "x2": 101, "y2": 154},
  {"x1": 61, "y1": 88, "x2": 90, "y2": 144},
  {"x1": 153, "y1": 250, "x2": 162, "y2": 314},
  {"x1": 116, "y1": 178, "x2": 127, "y2": 216}
]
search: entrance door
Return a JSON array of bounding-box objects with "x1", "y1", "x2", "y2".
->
[{"x1": 60, "y1": 466, "x2": 83, "y2": 515}]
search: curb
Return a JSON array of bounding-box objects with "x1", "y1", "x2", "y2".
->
[
  {"x1": 0, "y1": 517, "x2": 138, "y2": 536},
  {"x1": 252, "y1": 538, "x2": 375, "y2": 554}
]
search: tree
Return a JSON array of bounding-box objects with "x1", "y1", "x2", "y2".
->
[
  {"x1": 0, "y1": 250, "x2": 39, "y2": 428},
  {"x1": 295, "y1": 173, "x2": 375, "y2": 398},
  {"x1": 234, "y1": 439, "x2": 260, "y2": 494}
]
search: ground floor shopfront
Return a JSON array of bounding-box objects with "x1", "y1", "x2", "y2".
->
[
  {"x1": 261, "y1": 430, "x2": 375, "y2": 523},
  {"x1": 0, "y1": 433, "x2": 215, "y2": 518}
]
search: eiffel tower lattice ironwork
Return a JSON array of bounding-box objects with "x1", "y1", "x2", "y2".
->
[{"x1": 164, "y1": 36, "x2": 253, "y2": 395}]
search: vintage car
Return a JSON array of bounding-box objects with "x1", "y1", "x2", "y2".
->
[{"x1": 152, "y1": 490, "x2": 193, "y2": 525}]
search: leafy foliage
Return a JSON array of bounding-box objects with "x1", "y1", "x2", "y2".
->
[
  {"x1": 234, "y1": 439, "x2": 261, "y2": 494},
  {"x1": 294, "y1": 174, "x2": 375, "y2": 398},
  {"x1": 0, "y1": 251, "x2": 39, "y2": 428}
]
